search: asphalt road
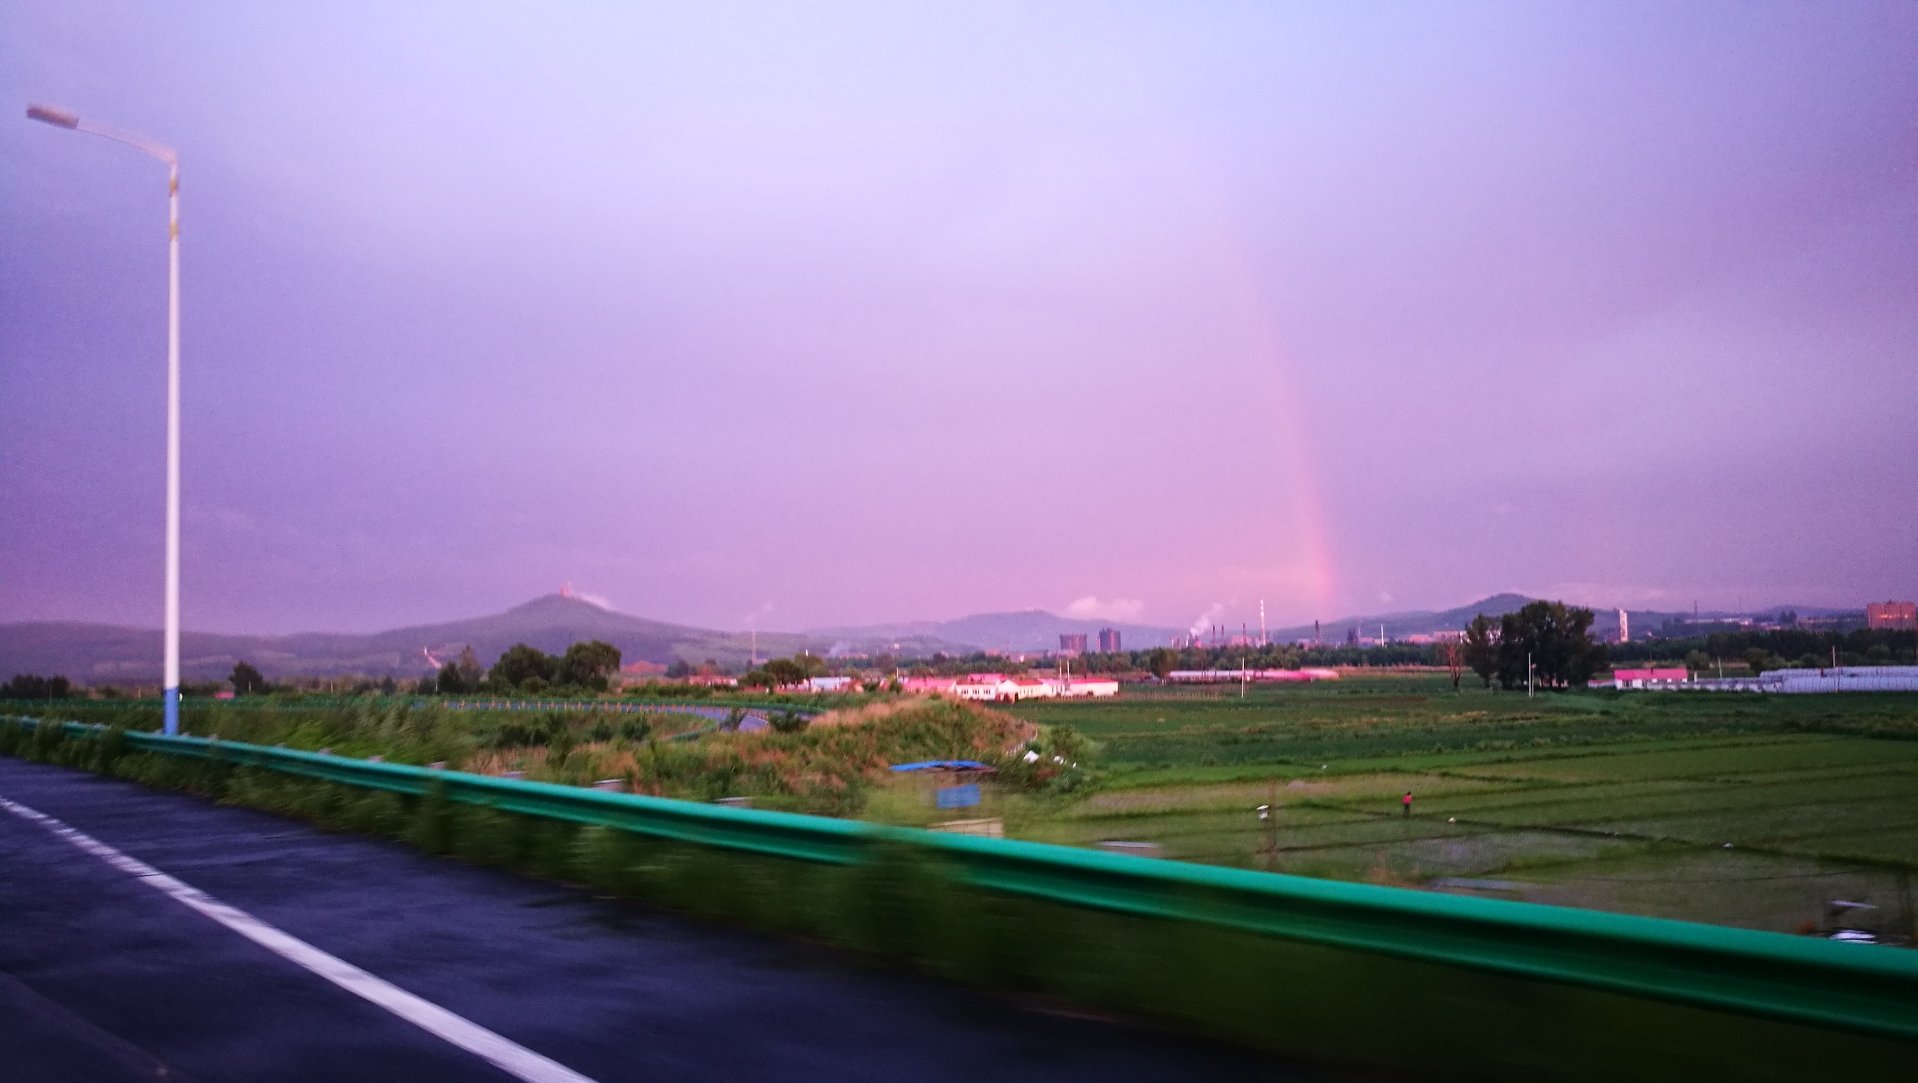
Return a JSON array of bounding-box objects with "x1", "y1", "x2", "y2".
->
[{"x1": 0, "y1": 757, "x2": 1319, "y2": 1082}]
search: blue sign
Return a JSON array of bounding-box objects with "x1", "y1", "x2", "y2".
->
[{"x1": 936, "y1": 784, "x2": 982, "y2": 810}]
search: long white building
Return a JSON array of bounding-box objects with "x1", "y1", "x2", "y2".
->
[{"x1": 1681, "y1": 666, "x2": 1918, "y2": 694}]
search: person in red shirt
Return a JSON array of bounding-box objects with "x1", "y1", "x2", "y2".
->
[{"x1": 1401, "y1": 791, "x2": 1413, "y2": 817}]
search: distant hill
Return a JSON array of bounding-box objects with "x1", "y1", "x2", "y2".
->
[
  {"x1": 2, "y1": 591, "x2": 1868, "y2": 684},
  {"x1": 0, "y1": 595, "x2": 834, "y2": 683},
  {"x1": 0, "y1": 595, "x2": 1172, "y2": 682},
  {"x1": 1269, "y1": 593, "x2": 1539, "y2": 643}
]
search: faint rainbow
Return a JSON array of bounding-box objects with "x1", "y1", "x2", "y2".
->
[{"x1": 1158, "y1": 138, "x2": 1340, "y2": 621}]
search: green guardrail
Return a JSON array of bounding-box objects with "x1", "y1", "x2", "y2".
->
[{"x1": 9, "y1": 718, "x2": 1918, "y2": 1047}]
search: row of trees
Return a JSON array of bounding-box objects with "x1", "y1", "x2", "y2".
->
[
  {"x1": 475, "y1": 640, "x2": 622, "y2": 693},
  {"x1": 1099, "y1": 642, "x2": 1437, "y2": 679},
  {"x1": 4, "y1": 674, "x2": 72, "y2": 699},
  {"x1": 1462, "y1": 601, "x2": 1607, "y2": 690},
  {"x1": 1616, "y1": 628, "x2": 1914, "y2": 669},
  {"x1": 740, "y1": 653, "x2": 827, "y2": 692},
  {"x1": 216, "y1": 642, "x2": 627, "y2": 698}
]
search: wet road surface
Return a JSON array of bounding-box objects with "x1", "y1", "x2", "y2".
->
[{"x1": 0, "y1": 757, "x2": 1328, "y2": 1081}]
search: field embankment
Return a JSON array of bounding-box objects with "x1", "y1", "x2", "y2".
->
[{"x1": 1004, "y1": 675, "x2": 1918, "y2": 935}]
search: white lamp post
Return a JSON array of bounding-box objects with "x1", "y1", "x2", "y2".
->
[{"x1": 27, "y1": 104, "x2": 184, "y2": 736}]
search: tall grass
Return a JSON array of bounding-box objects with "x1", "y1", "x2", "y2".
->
[{"x1": 6, "y1": 697, "x2": 1041, "y2": 816}]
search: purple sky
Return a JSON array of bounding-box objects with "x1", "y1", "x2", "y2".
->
[{"x1": 4, "y1": 2, "x2": 1915, "y2": 636}]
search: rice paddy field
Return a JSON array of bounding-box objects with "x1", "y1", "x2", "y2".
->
[{"x1": 999, "y1": 675, "x2": 1918, "y2": 937}]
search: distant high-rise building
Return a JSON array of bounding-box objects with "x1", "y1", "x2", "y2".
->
[
  {"x1": 1059, "y1": 633, "x2": 1088, "y2": 655},
  {"x1": 1617, "y1": 609, "x2": 1629, "y2": 644},
  {"x1": 1097, "y1": 628, "x2": 1122, "y2": 653},
  {"x1": 1345, "y1": 626, "x2": 1359, "y2": 647},
  {"x1": 1866, "y1": 601, "x2": 1916, "y2": 630}
]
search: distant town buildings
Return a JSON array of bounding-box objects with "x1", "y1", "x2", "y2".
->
[
  {"x1": 1866, "y1": 601, "x2": 1916, "y2": 631},
  {"x1": 946, "y1": 673, "x2": 1118, "y2": 701},
  {"x1": 1097, "y1": 627, "x2": 1122, "y2": 653},
  {"x1": 1058, "y1": 633, "x2": 1088, "y2": 656},
  {"x1": 1167, "y1": 668, "x2": 1339, "y2": 684}
]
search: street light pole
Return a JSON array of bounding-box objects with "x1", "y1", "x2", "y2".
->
[{"x1": 27, "y1": 104, "x2": 184, "y2": 736}]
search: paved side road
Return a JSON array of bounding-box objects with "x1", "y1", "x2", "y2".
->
[{"x1": 0, "y1": 757, "x2": 1323, "y2": 1082}]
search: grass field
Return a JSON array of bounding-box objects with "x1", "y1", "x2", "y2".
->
[{"x1": 1000, "y1": 675, "x2": 1918, "y2": 936}]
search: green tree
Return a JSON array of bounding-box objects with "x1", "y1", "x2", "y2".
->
[
  {"x1": 1494, "y1": 601, "x2": 1605, "y2": 690},
  {"x1": 1462, "y1": 615, "x2": 1499, "y2": 688},
  {"x1": 489, "y1": 644, "x2": 557, "y2": 690},
  {"x1": 229, "y1": 661, "x2": 268, "y2": 695},
  {"x1": 763, "y1": 657, "x2": 805, "y2": 689},
  {"x1": 455, "y1": 645, "x2": 484, "y2": 690},
  {"x1": 1146, "y1": 648, "x2": 1177, "y2": 679},
  {"x1": 556, "y1": 640, "x2": 622, "y2": 691},
  {"x1": 1684, "y1": 650, "x2": 1712, "y2": 676},
  {"x1": 431, "y1": 646, "x2": 485, "y2": 694}
]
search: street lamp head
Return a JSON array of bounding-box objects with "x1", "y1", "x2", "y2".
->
[{"x1": 26, "y1": 103, "x2": 81, "y2": 129}]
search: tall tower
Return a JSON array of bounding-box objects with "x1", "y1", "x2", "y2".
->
[{"x1": 1617, "y1": 608, "x2": 1629, "y2": 644}]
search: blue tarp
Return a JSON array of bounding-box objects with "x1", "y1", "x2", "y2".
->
[
  {"x1": 888, "y1": 759, "x2": 995, "y2": 773},
  {"x1": 936, "y1": 784, "x2": 982, "y2": 809}
]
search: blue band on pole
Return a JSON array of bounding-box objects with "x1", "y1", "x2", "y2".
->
[{"x1": 162, "y1": 688, "x2": 180, "y2": 736}]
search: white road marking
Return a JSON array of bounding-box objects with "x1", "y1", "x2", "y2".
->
[{"x1": 0, "y1": 795, "x2": 598, "y2": 1083}]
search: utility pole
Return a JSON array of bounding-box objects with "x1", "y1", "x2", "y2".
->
[{"x1": 1527, "y1": 651, "x2": 1535, "y2": 699}]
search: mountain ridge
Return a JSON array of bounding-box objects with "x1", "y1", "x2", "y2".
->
[{"x1": 1, "y1": 593, "x2": 1869, "y2": 683}]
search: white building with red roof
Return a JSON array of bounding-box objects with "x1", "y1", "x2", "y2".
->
[{"x1": 1611, "y1": 667, "x2": 1690, "y2": 689}]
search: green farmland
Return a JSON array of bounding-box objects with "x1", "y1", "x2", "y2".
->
[{"x1": 1002, "y1": 676, "x2": 1918, "y2": 936}]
